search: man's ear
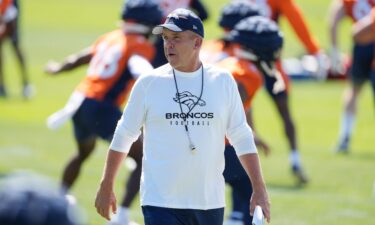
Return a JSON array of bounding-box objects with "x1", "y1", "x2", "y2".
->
[{"x1": 194, "y1": 37, "x2": 203, "y2": 49}]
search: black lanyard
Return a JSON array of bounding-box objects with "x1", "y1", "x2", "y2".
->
[{"x1": 172, "y1": 66, "x2": 204, "y2": 152}]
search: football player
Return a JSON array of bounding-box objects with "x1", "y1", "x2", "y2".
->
[
  {"x1": 329, "y1": 0, "x2": 375, "y2": 152},
  {"x1": 44, "y1": 1, "x2": 163, "y2": 225}
]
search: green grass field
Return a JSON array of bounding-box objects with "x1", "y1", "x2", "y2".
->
[{"x1": 1, "y1": 0, "x2": 374, "y2": 224}]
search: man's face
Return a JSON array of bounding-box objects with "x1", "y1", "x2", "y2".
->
[{"x1": 161, "y1": 29, "x2": 200, "y2": 71}]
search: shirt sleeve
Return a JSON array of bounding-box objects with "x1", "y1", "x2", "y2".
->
[
  {"x1": 225, "y1": 73, "x2": 258, "y2": 156},
  {"x1": 109, "y1": 76, "x2": 148, "y2": 153}
]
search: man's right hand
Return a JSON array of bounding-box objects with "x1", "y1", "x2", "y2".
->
[{"x1": 95, "y1": 183, "x2": 117, "y2": 221}]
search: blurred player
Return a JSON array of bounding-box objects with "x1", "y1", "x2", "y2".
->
[
  {"x1": 228, "y1": 0, "x2": 318, "y2": 183},
  {"x1": 200, "y1": 2, "x2": 282, "y2": 224},
  {"x1": 221, "y1": 15, "x2": 284, "y2": 225},
  {"x1": 329, "y1": 0, "x2": 375, "y2": 153},
  {"x1": 0, "y1": 171, "x2": 83, "y2": 225},
  {"x1": 150, "y1": 0, "x2": 209, "y2": 67},
  {"x1": 0, "y1": 0, "x2": 32, "y2": 99},
  {"x1": 44, "y1": 1, "x2": 163, "y2": 225},
  {"x1": 245, "y1": 0, "x2": 327, "y2": 78}
]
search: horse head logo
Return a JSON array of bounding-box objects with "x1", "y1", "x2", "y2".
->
[{"x1": 173, "y1": 91, "x2": 206, "y2": 111}]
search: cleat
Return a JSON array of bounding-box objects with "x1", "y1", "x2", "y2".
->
[
  {"x1": 22, "y1": 83, "x2": 35, "y2": 99},
  {"x1": 292, "y1": 165, "x2": 309, "y2": 184},
  {"x1": 335, "y1": 136, "x2": 349, "y2": 154},
  {"x1": 0, "y1": 85, "x2": 7, "y2": 98}
]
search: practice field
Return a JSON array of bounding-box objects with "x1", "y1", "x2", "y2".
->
[{"x1": 0, "y1": 0, "x2": 374, "y2": 225}]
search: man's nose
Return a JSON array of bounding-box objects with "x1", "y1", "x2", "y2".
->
[{"x1": 164, "y1": 39, "x2": 175, "y2": 48}]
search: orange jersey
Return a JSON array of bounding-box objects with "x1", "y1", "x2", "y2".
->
[
  {"x1": 343, "y1": 0, "x2": 375, "y2": 21},
  {"x1": 202, "y1": 39, "x2": 290, "y2": 93},
  {"x1": 0, "y1": 0, "x2": 12, "y2": 15},
  {"x1": 76, "y1": 30, "x2": 155, "y2": 107},
  {"x1": 216, "y1": 57, "x2": 263, "y2": 110},
  {"x1": 247, "y1": 0, "x2": 320, "y2": 54},
  {"x1": 200, "y1": 39, "x2": 236, "y2": 64}
]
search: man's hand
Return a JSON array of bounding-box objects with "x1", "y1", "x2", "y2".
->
[
  {"x1": 254, "y1": 136, "x2": 270, "y2": 156},
  {"x1": 250, "y1": 189, "x2": 271, "y2": 223},
  {"x1": 95, "y1": 182, "x2": 117, "y2": 221}
]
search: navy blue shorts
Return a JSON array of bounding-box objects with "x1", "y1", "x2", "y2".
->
[
  {"x1": 72, "y1": 98, "x2": 122, "y2": 142},
  {"x1": 350, "y1": 43, "x2": 375, "y2": 86},
  {"x1": 263, "y1": 74, "x2": 287, "y2": 99},
  {"x1": 142, "y1": 206, "x2": 224, "y2": 225}
]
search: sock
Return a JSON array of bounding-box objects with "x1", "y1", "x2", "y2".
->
[
  {"x1": 289, "y1": 150, "x2": 301, "y2": 168},
  {"x1": 338, "y1": 111, "x2": 355, "y2": 143},
  {"x1": 111, "y1": 206, "x2": 130, "y2": 223},
  {"x1": 230, "y1": 211, "x2": 244, "y2": 220}
]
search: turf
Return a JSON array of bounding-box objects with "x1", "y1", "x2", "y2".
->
[{"x1": 0, "y1": 0, "x2": 374, "y2": 224}]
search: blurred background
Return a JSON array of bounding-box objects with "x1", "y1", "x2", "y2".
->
[{"x1": 0, "y1": 0, "x2": 374, "y2": 224}]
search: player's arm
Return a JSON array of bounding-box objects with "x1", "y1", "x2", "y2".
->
[
  {"x1": 280, "y1": 0, "x2": 320, "y2": 54},
  {"x1": 328, "y1": 0, "x2": 347, "y2": 74},
  {"x1": 190, "y1": 0, "x2": 209, "y2": 21},
  {"x1": 245, "y1": 109, "x2": 270, "y2": 156},
  {"x1": 353, "y1": 8, "x2": 375, "y2": 44},
  {"x1": 329, "y1": 0, "x2": 346, "y2": 49},
  {"x1": 44, "y1": 47, "x2": 92, "y2": 75},
  {"x1": 127, "y1": 54, "x2": 154, "y2": 79},
  {"x1": 281, "y1": 0, "x2": 329, "y2": 79}
]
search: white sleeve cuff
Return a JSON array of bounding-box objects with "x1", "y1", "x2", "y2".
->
[
  {"x1": 228, "y1": 124, "x2": 258, "y2": 156},
  {"x1": 109, "y1": 123, "x2": 141, "y2": 153}
]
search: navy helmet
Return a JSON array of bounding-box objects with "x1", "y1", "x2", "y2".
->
[
  {"x1": 0, "y1": 172, "x2": 82, "y2": 225},
  {"x1": 121, "y1": 0, "x2": 163, "y2": 26},
  {"x1": 219, "y1": 0, "x2": 261, "y2": 30},
  {"x1": 228, "y1": 16, "x2": 283, "y2": 62}
]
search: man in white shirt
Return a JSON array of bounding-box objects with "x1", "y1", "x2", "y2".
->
[{"x1": 95, "y1": 8, "x2": 270, "y2": 225}]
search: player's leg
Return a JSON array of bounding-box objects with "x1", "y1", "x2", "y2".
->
[
  {"x1": 371, "y1": 70, "x2": 375, "y2": 105},
  {"x1": 223, "y1": 145, "x2": 252, "y2": 225},
  {"x1": 61, "y1": 136, "x2": 96, "y2": 190},
  {"x1": 336, "y1": 43, "x2": 373, "y2": 152},
  {"x1": 61, "y1": 99, "x2": 98, "y2": 191},
  {"x1": 0, "y1": 39, "x2": 5, "y2": 97},
  {"x1": 0, "y1": 23, "x2": 8, "y2": 97},
  {"x1": 8, "y1": 18, "x2": 32, "y2": 99},
  {"x1": 263, "y1": 69, "x2": 308, "y2": 184}
]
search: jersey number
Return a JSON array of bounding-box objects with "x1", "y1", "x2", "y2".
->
[{"x1": 87, "y1": 42, "x2": 123, "y2": 79}]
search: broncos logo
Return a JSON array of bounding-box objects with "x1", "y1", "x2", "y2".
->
[{"x1": 173, "y1": 91, "x2": 206, "y2": 111}]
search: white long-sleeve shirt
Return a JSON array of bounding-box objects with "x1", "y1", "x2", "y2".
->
[{"x1": 110, "y1": 63, "x2": 257, "y2": 209}]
